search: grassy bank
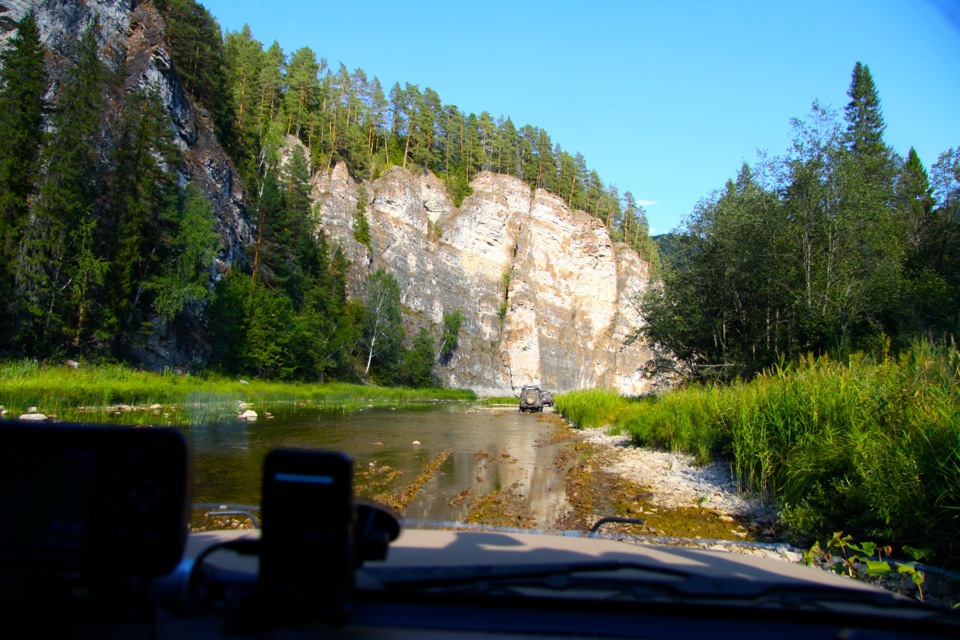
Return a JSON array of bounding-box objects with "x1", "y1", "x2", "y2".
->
[
  {"x1": 0, "y1": 360, "x2": 476, "y2": 423},
  {"x1": 555, "y1": 342, "x2": 960, "y2": 564}
]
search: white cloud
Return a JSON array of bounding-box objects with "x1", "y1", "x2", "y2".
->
[{"x1": 636, "y1": 200, "x2": 657, "y2": 207}]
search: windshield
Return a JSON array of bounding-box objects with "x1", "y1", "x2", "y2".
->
[
  {"x1": 167, "y1": 400, "x2": 960, "y2": 614},
  {"x1": 1, "y1": 0, "x2": 958, "y2": 636}
]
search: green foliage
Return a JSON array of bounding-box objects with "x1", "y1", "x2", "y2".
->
[
  {"x1": 403, "y1": 327, "x2": 437, "y2": 388},
  {"x1": 803, "y1": 532, "x2": 932, "y2": 601},
  {"x1": 444, "y1": 168, "x2": 473, "y2": 207},
  {"x1": 14, "y1": 20, "x2": 106, "y2": 355},
  {"x1": 147, "y1": 186, "x2": 219, "y2": 322},
  {"x1": 107, "y1": 88, "x2": 183, "y2": 339},
  {"x1": 0, "y1": 11, "x2": 47, "y2": 348},
  {"x1": 353, "y1": 185, "x2": 372, "y2": 250},
  {"x1": 438, "y1": 308, "x2": 464, "y2": 364},
  {"x1": 844, "y1": 62, "x2": 887, "y2": 163},
  {"x1": 554, "y1": 388, "x2": 629, "y2": 430},
  {"x1": 156, "y1": 0, "x2": 238, "y2": 156},
  {"x1": 641, "y1": 64, "x2": 959, "y2": 377},
  {"x1": 361, "y1": 268, "x2": 405, "y2": 384},
  {"x1": 557, "y1": 342, "x2": 960, "y2": 563},
  {"x1": 207, "y1": 269, "x2": 252, "y2": 374},
  {"x1": 207, "y1": 229, "x2": 361, "y2": 383},
  {"x1": 0, "y1": 359, "x2": 475, "y2": 421},
  {"x1": 243, "y1": 285, "x2": 296, "y2": 379}
]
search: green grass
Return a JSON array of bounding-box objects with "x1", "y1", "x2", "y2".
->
[
  {"x1": 479, "y1": 395, "x2": 519, "y2": 405},
  {"x1": 0, "y1": 360, "x2": 476, "y2": 424},
  {"x1": 555, "y1": 342, "x2": 960, "y2": 564}
]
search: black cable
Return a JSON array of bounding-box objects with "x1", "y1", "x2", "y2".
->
[{"x1": 187, "y1": 538, "x2": 261, "y2": 619}]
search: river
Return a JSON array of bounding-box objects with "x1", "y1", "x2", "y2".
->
[{"x1": 185, "y1": 402, "x2": 572, "y2": 530}]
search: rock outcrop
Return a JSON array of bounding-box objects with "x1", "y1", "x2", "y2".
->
[
  {"x1": 314, "y1": 163, "x2": 659, "y2": 396},
  {"x1": 0, "y1": 0, "x2": 254, "y2": 369},
  {"x1": 0, "y1": 1, "x2": 660, "y2": 393},
  {"x1": 0, "y1": 0, "x2": 253, "y2": 279}
]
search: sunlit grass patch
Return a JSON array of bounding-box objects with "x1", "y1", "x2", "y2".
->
[
  {"x1": 0, "y1": 361, "x2": 475, "y2": 424},
  {"x1": 554, "y1": 342, "x2": 960, "y2": 565}
]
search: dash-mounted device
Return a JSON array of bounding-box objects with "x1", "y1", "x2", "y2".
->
[
  {"x1": 259, "y1": 448, "x2": 355, "y2": 621},
  {"x1": 0, "y1": 420, "x2": 191, "y2": 579}
]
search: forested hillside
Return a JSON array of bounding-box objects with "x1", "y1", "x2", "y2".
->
[
  {"x1": 0, "y1": 0, "x2": 658, "y2": 385},
  {"x1": 153, "y1": 0, "x2": 658, "y2": 264},
  {"x1": 641, "y1": 63, "x2": 960, "y2": 378}
]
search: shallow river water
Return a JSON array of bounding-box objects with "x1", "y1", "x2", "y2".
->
[{"x1": 185, "y1": 402, "x2": 571, "y2": 529}]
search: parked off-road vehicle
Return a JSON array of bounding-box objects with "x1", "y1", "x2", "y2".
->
[
  {"x1": 519, "y1": 386, "x2": 544, "y2": 413},
  {"x1": 540, "y1": 390, "x2": 554, "y2": 407}
]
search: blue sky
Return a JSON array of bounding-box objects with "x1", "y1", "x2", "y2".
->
[{"x1": 199, "y1": 0, "x2": 960, "y2": 235}]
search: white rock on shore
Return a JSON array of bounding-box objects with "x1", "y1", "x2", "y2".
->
[
  {"x1": 579, "y1": 427, "x2": 802, "y2": 563},
  {"x1": 579, "y1": 428, "x2": 777, "y2": 522}
]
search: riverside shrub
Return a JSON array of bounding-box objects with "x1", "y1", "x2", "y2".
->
[{"x1": 557, "y1": 342, "x2": 960, "y2": 564}]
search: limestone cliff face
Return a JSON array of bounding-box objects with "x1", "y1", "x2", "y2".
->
[{"x1": 314, "y1": 163, "x2": 658, "y2": 396}]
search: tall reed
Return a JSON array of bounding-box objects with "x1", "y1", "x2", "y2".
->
[{"x1": 556, "y1": 342, "x2": 960, "y2": 563}]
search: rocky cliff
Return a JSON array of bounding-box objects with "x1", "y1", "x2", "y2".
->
[
  {"x1": 314, "y1": 161, "x2": 659, "y2": 396},
  {"x1": 0, "y1": 0, "x2": 253, "y2": 279},
  {"x1": 1, "y1": 0, "x2": 659, "y2": 393},
  {"x1": 0, "y1": 0, "x2": 253, "y2": 368}
]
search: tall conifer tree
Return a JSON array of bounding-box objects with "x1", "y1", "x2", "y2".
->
[
  {"x1": 16, "y1": 21, "x2": 106, "y2": 354},
  {"x1": 0, "y1": 11, "x2": 47, "y2": 351},
  {"x1": 106, "y1": 89, "x2": 182, "y2": 344},
  {"x1": 844, "y1": 62, "x2": 887, "y2": 160}
]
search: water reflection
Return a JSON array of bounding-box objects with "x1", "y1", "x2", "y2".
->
[{"x1": 184, "y1": 404, "x2": 571, "y2": 530}]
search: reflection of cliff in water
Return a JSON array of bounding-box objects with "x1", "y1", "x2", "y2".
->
[
  {"x1": 185, "y1": 404, "x2": 572, "y2": 529},
  {"x1": 402, "y1": 409, "x2": 571, "y2": 529}
]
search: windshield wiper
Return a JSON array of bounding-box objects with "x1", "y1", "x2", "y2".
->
[{"x1": 365, "y1": 561, "x2": 959, "y2": 619}]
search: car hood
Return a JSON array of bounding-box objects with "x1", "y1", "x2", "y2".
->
[{"x1": 184, "y1": 526, "x2": 884, "y2": 595}]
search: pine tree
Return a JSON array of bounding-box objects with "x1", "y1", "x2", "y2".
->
[
  {"x1": 223, "y1": 24, "x2": 267, "y2": 159},
  {"x1": 366, "y1": 76, "x2": 388, "y2": 164},
  {"x1": 283, "y1": 47, "x2": 321, "y2": 139},
  {"x1": 840, "y1": 62, "x2": 901, "y2": 341},
  {"x1": 147, "y1": 185, "x2": 219, "y2": 323},
  {"x1": 896, "y1": 148, "x2": 937, "y2": 263},
  {"x1": 0, "y1": 10, "x2": 47, "y2": 351},
  {"x1": 279, "y1": 144, "x2": 315, "y2": 305},
  {"x1": 16, "y1": 21, "x2": 106, "y2": 354},
  {"x1": 106, "y1": 89, "x2": 182, "y2": 342},
  {"x1": 158, "y1": 0, "x2": 238, "y2": 156},
  {"x1": 844, "y1": 62, "x2": 887, "y2": 161}
]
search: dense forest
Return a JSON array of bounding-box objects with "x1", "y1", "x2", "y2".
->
[
  {"x1": 0, "y1": 1, "x2": 655, "y2": 385},
  {"x1": 1, "y1": 0, "x2": 955, "y2": 387},
  {"x1": 153, "y1": 0, "x2": 658, "y2": 264},
  {"x1": 640, "y1": 63, "x2": 959, "y2": 378}
]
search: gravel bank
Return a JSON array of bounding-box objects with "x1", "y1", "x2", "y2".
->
[{"x1": 578, "y1": 427, "x2": 799, "y2": 562}]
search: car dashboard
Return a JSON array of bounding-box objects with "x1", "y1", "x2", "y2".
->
[{"x1": 1, "y1": 420, "x2": 957, "y2": 639}]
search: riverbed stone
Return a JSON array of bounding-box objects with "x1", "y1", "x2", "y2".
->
[{"x1": 580, "y1": 427, "x2": 776, "y2": 522}]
